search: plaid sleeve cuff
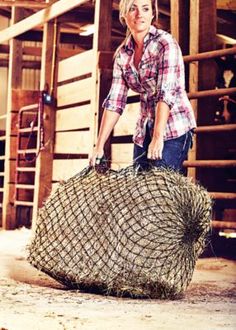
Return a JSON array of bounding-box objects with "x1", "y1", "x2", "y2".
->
[{"x1": 102, "y1": 100, "x2": 124, "y2": 115}]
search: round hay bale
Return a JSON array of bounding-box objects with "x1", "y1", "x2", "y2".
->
[{"x1": 27, "y1": 166, "x2": 212, "y2": 299}]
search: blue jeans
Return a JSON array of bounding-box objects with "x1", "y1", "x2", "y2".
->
[{"x1": 133, "y1": 124, "x2": 193, "y2": 174}]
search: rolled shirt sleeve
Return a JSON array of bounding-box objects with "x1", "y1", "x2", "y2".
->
[
  {"x1": 155, "y1": 37, "x2": 185, "y2": 110},
  {"x1": 102, "y1": 54, "x2": 129, "y2": 115}
]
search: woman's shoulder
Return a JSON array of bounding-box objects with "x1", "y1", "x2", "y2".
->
[{"x1": 152, "y1": 27, "x2": 178, "y2": 46}]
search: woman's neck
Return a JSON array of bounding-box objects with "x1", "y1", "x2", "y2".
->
[{"x1": 132, "y1": 31, "x2": 146, "y2": 49}]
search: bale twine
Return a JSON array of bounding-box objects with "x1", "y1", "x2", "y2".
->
[{"x1": 27, "y1": 166, "x2": 212, "y2": 299}]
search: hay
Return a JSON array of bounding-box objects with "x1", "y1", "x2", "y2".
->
[{"x1": 27, "y1": 166, "x2": 212, "y2": 299}]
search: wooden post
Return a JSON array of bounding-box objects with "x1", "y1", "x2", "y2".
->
[
  {"x1": 188, "y1": 0, "x2": 200, "y2": 180},
  {"x1": 195, "y1": 0, "x2": 217, "y2": 189},
  {"x1": 32, "y1": 20, "x2": 59, "y2": 227},
  {"x1": 170, "y1": 0, "x2": 190, "y2": 55},
  {"x1": 2, "y1": 7, "x2": 24, "y2": 229},
  {"x1": 91, "y1": 0, "x2": 113, "y2": 161}
]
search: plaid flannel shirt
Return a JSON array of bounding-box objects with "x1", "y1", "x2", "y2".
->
[{"x1": 102, "y1": 25, "x2": 196, "y2": 147}]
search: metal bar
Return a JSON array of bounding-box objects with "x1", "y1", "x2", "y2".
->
[
  {"x1": 17, "y1": 148, "x2": 37, "y2": 154},
  {"x1": 188, "y1": 87, "x2": 236, "y2": 100},
  {"x1": 16, "y1": 167, "x2": 36, "y2": 172},
  {"x1": 15, "y1": 184, "x2": 35, "y2": 190},
  {"x1": 195, "y1": 124, "x2": 236, "y2": 133},
  {"x1": 210, "y1": 192, "x2": 236, "y2": 199},
  {"x1": 14, "y1": 201, "x2": 34, "y2": 206},
  {"x1": 184, "y1": 160, "x2": 236, "y2": 168},
  {"x1": 184, "y1": 47, "x2": 236, "y2": 63},
  {"x1": 19, "y1": 127, "x2": 39, "y2": 133},
  {"x1": 212, "y1": 220, "x2": 236, "y2": 229}
]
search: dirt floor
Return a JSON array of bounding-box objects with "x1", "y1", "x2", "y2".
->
[{"x1": 0, "y1": 228, "x2": 235, "y2": 330}]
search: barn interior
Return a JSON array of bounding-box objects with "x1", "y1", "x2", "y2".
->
[
  {"x1": 0, "y1": 1, "x2": 236, "y2": 329},
  {"x1": 0, "y1": 0, "x2": 235, "y2": 255}
]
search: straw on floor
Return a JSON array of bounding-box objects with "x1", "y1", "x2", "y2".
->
[{"x1": 27, "y1": 166, "x2": 212, "y2": 299}]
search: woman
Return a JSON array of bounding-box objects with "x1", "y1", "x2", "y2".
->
[{"x1": 90, "y1": 0, "x2": 196, "y2": 172}]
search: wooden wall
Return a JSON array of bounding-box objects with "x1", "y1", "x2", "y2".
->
[
  {"x1": 111, "y1": 96, "x2": 139, "y2": 170},
  {"x1": 52, "y1": 49, "x2": 95, "y2": 185}
]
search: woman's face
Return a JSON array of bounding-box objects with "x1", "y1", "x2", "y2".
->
[{"x1": 124, "y1": 0, "x2": 153, "y2": 34}]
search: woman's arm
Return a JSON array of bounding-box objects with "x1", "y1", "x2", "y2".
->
[
  {"x1": 90, "y1": 110, "x2": 120, "y2": 166},
  {"x1": 147, "y1": 101, "x2": 170, "y2": 160}
]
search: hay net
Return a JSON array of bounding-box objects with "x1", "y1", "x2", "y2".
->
[{"x1": 27, "y1": 166, "x2": 212, "y2": 299}]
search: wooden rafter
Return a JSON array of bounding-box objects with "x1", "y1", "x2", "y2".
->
[
  {"x1": 0, "y1": 0, "x2": 48, "y2": 8},
  {"x1": 0, "y1": 0, "x2": 90, "y2": 43}
]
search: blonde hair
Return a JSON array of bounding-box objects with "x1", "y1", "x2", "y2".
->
[
  {"x1": 119, "y1": 0, "x2": 158, "y2": 27},
  {"x1": 114, "y1": 0, "x2": 158, "y2": 57}
]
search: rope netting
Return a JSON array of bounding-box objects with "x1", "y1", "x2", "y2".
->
[{"x1": 27, "y1": 166, "x2": 212, "y2": 299}]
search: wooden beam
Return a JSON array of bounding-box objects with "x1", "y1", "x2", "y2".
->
[
  {"x1": 16, "y1": 30, "x2": 92, "y2": 47},
  {"x1": 0, "y1": 44, "x2": 82, "y2": 59},
  {"x1": 2, "y1": 7, "x2": 25, "y2": 229},
  {"x1": 0, "y1": 0, "x2": 89, "y2": 43},
  {"x1": 91, "y1": 0, "x2": 113, "y2": 161},
  {"x1": 32, "y1": 20, "x2": 59, "y2": 226},
  {"x1": 170, "y1": 0, "x2": 189, "y2": 55},
  {"x1": 217, "y1": 0, "x2": 236, "y2": 10},
  {"x1": 0, "y1": 1, "x2": 48, "y2": 8},
  {"x1": 0, "y1": 58, "x2": 41, "y2": 69}
]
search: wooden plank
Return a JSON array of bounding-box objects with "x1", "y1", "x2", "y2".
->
[
  {"x1": 0, "y1": 0, "x2": 90, "y2": 43},
  {"x1": 54, "y1": 130, "x2": 91, "y2": 154},
  {"x1": 57, "y1": 77, "x2": 92, "y2": 107},
  {"x1": 0, "y1": 44, "x2": 82, "y2": 60},
  {"x1": 111, "y1": 143, "x2": 133, "y2": 170},
  {"x1": 58, "y1": 49, "x2": 94, "y2": 83},
  {"x1": 52, "y1": 159, "x2": 89, "y2": 181},
  {"x1": 217, "y1": 0, "x2": 236, "y2": 10},
  {"x1": 90, "y1": 0, "x2": 113, "y2": 160},
  {"x1": 113, "y1": 102, "x2": 139, "y2": 137},
  {"x1": 56, "y1": 104, "x2": 91, "y2": 131}
]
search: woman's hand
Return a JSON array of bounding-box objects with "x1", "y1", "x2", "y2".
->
[
  {"x1": 147, "y1": 136, "x2": 164, "y2": 160},
  {"x1": 89, "y1": 148, "x2": 104, "y2": 167}
]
